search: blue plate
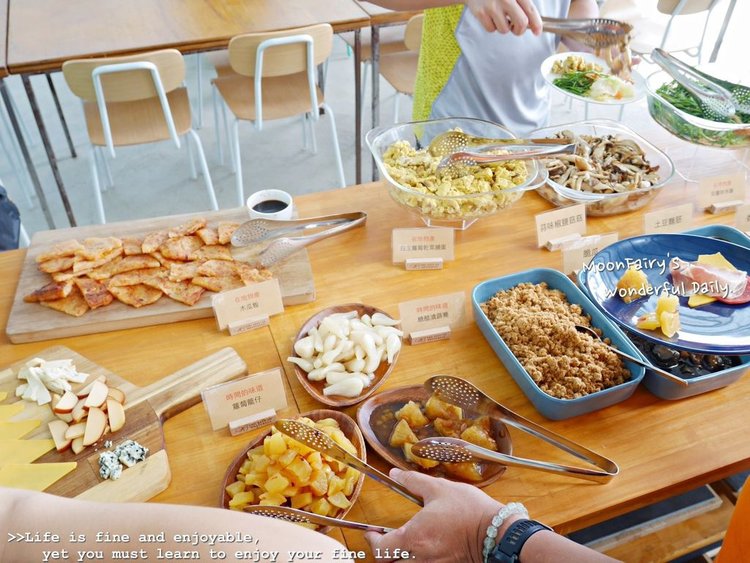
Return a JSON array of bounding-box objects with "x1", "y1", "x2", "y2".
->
[{"x1": 581, "y1": 233, "x2": 750, "y2": 355}]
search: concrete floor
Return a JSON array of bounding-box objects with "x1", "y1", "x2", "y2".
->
[{"x1": 1, "y1": 2, "x2": 747, "y2": 240}]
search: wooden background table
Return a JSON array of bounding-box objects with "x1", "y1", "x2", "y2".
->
[
  {"x1": 2, "y1": 116, "x2": 750, "y2": 559},
  {"x1": 5, "y1": 0, "x2": 371, "y2": 226}
]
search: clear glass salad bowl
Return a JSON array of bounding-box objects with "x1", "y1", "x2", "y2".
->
[{"x1": 366, "y1": 118, "x2": 546, "y2": 230}]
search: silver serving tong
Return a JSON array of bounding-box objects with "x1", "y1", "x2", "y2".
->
[
  {"x1": 232, "y1": 212, "x2": 367, "y2": 268},
  {"x1": 274, "y1": 419, "x2": 424, "y2": 506},
  {"x1": 422, "y1": 376, "x2": 619, "y2": 482},
  {"x1": 427, "y1": 130, "x2": 564, "y2": 158},
  {"x1": 541, "y1": 17, "x2": 632, "y2": 49},
  {"x1": 437, "y1": 143, "x2": 577, "y2": 177},
  {"x1": 243, "y1": 505, "x2": 393, "y2": 533},
  {"x1": 652, "y1": 48, "x2": 737, "y2": 120}
]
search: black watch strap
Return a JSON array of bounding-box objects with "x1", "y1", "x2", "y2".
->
[{"x1": 488, "y1": 518, "x2": 552, "y2": 563}]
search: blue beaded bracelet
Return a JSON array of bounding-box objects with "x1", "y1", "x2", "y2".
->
[{"x1": 482, "y1": 502, "x2": 529, "y2": 563}]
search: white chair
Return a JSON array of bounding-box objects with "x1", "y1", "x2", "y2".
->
[
  {"x1": 62, "y1": 49, "x2": 218, "y2": 224},
  {"x1": 378, "y1": 14, "x2": 423, "y2": 123},
  {"x1": 600, "y1": 0, "x2": 725, "y2": 61},
  {"x1": 211, "y1": 24, "x2": 346, "y2": 206}
]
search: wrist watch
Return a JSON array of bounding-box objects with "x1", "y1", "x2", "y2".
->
[{"x1": 487, "y1": 518, "x2": 552, "y2": 563}]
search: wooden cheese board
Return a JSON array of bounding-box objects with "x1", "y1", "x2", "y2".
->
[
  {"x1": 6, "y1": 208, "x2": 316, "y2": 343},
  {"x1": 0, "y1": 346, "x2": 247, "y2": 502}
]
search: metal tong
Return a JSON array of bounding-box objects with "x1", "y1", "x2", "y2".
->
[
  {"x1": 652, "y1": 48, "x2": 737, "y2": 120},
  {"x1": 436, "y1": 143, "x2": 577, "y2": 176},
  {"x1": 274, "y1": 419, "x2": 424, "y2": 506},
  {"x1": 427, "y1": 130, "x2": 564, "y2": 158},
  {"x1": 231, "y1": 211, "x2": 367, "y2": 268},
  {"x1": 243, "y1": 505, "x2": 393, "y2": 534},
  {"x1": 541, "y1": 17, "x2": 632, "y2": 50},
  {"x1": 419, "y1": 376, "x2": 619, "y2": 483}
]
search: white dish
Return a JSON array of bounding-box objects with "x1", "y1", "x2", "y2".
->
[{"x1": 541, "y1": 51, "x2": 646, "y2": 106}]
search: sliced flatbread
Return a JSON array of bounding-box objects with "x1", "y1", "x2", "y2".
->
[
  {"x1": 73, "y1": 246, "x2": 123, "y2": 273},
  {"x1": 169, "y1": 261, "x2": 203, "y2": 282},
  {"x1": 122, "y1": 237, "x2": 144, "y2": 256},
  {"x1": 109, "y1": 284, "x2": 163, "y2": 308},
  {"x1": 196, "y1": 227, "x2": 219, "y2": 246},
  {"x1": 192, "y1": 275, "x2": 244, "y2": 293},
  {"x1": 88, "y1": 254, "x2": 161, "y2": 280},
  {"x1": 76, "y1": 237, "x2": 123, "y2": 261},
  {"x1": 24, "y1": 281, "x2": 73, "y2": 303},
  {"x1": 142, "y1": 230, "x2": 169, "y2": 253},
  {"x1": 35, "y1": 239, "x2": 84, "y2": 263},
  {"x1": 235, "y1": 262, "x2": 274, "y2": 284},
  {"x1": 168, "y1": 218, "x2": 207, "y2": 238},
  {"x1": 38, "y1": 256, "x2": 75, "y2": 274},
  {"x1": 198, "y1": 259, "x2": 237, "y2": 278},
  {"x1": 39, "y1": 286, "x2": 90, "y2": 317},
  {"x1": 218, "y1": 222, "x2": 240, "y2": 245},
  {"x1": 107, "y1": 268, "x2": 168, "y2": 288},
  {"x1": 73, "y1": 278, "x2": 114, "y2": 310},
  {"x1": 149, "y1": 251, "x2": 181, "y2": 268},
  {"x1": 159, "y1": 236, "x2": 204, "y2": 261},
  {"x1": 189, "y1": 244, "x2": 233, "y2": 261},
  {"x1": 145, "y1": 279, "x2": 204, "y2": 306},
  {"x1": 51, "y1": 269, "x2": 89, "y2": 283}
]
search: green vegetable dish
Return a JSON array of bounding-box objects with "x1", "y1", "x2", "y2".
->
[{"x1": 651, "y1": 80, "x2": 750, "y2": 147}]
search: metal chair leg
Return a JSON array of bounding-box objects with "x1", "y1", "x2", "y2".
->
[
  {"x1": 195, "y1": 53, "x2": 204, "y2": 130},
  {"x1": 46, "y1": 73, "x2": 77, "y2": 159},
  {"x1": 322, "y1": 103, "x2": 346, "y2": 188},
  {"x1": 188, "y1": 129, "x2": 218, "y2": 210},
  {"x1": 186, "y1": 133, "x2": 197, "y2": 180},
  {"x1": 231, "y1": 119, "x2": 244, "y2": 206},
  {"x1": 88, "y1": 148, "x2": 107, "y2": 224},
  {"x1": 212, "y1": 85, "x2": 224, "y2": 165}
]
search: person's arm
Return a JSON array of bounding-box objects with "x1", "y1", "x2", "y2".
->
[
  {"x1": 364, "y1": 468, "x2": 618, "y2": 563},
  {"x1": 0, "y1": 487, "x2": 353, "y2": 562},
  {"x1": 562, "y1": 0, "x2": 600, "y2": 50},
  {"x1": 365, "y1": 0, "x2": 543, "y2": 35}
]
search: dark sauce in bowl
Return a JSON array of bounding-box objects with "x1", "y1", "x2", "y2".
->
[{"x1": 252, "y1": 199, "x2": 288, "y2": 214}]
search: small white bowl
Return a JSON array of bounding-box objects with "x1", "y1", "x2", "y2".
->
[{"x1": 246, "y1": 189, "x2": 294, "y2": 220}]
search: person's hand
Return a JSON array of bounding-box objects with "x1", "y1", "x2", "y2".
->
[
  {"x1": 364, "y1": 468, "x2": 518, "y2": 563},
  {"x1": 464, "y1": 0, "x2": 543, "y2": 36}
]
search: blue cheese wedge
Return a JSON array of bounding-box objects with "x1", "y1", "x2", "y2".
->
[
  {"x1": 114, "y1": 440, "x2": 149, "y2": 468},
  {"x1": 98, "y1": 451, "x2": 122, "y2": 480}
]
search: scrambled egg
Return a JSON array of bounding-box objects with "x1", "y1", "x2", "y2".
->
[{"x1": 382, "y1": 140, "x2": 529, "y2": 219}]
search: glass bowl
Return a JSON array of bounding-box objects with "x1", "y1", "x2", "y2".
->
[
  {"x1": 646, "y1": 70, "x2": 750, "y2": 149},
  {"x1": 366, "y1": 118, "x2": 546, "y2": 230},
  {"x1": 529, "y1": 119, "x2": 675, "y2": 216}
]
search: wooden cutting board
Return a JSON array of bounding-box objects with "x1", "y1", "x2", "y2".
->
[
  {"x1": 6, "y1": 208, "x2": 316, "y2": 343},
  {"x1": 0, "y1": 346, "x2": 246, "y2": 502}
]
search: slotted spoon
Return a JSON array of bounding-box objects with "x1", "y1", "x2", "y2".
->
[
  {"x1": 243, "y1": 505, "x2": 393, "y2": 533},
  {"x1": 428, "y1": 131, "x2": 563, "y2": 158},
  {"x1": 274, "y1": 419, "x2": 424, "y2": 506},
  {"x1": 652, "y1": 48, "x2": 737, "y2": 121},
  {"x1": 412, "y1": 437, "x2": 614, "y2": 482},
  {"x1": 436, "y1": 143, "x2": 577, "y2": 177},
  {"x1": 541, "y1": 17, "x2": 632, "y2": 50},
  {"x1": 423, "y1": 376, "x2": 619, "y2": 478},
  {"x1": 231, "y1": 212, "x2": 367, "y2": 246}
]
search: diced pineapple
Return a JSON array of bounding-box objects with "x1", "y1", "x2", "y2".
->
[
  {"x1": 228, "y1": 490, "x2": 255, "y2": 508},
  {"x1": 258, "y1": 492, "x2": 286, "y2": 506},
  {"x1": 403, "y1": 443, "x2": 439, "y2": 469},
  {"x1": 328, "y1": 491, "x2": 352, "y2": 510},
  {"x1": 291, "y1": 491, "x2": 313, "y2": 509},
  {"x1": 424, "y1": 395, "x2": 462, "y2": 421},
  {"x1": 239, "y1": 458, "x2": 254, "y2": 475},
  {"x1": 309, "y1": 497, "x2": 332, "y2": 516},
  {"x1": 443, "y1": 461, "x2": 484, "y2": 482},
  {"x1": 266, "y1": 463, "x2": 282, "y2": 477},
  {"x1": 284, "y1": 457, "x2": 312, "y2": 486},
  {"x1": 277, "y1": 448, "x2": 299, "y2": 468},
  {"x1": 341, "y1": 467, "x2": 360, "y2": 497},
  {"x1": 264, "y1": 432, "x2": 287, "y2": 457},
  {"x1": 655, "y1": 292, "x2": 679, "y2": 317},
  {"x1": 636, "y1": 312, "x2": 660, "y2": 330},
  {"x1": 433, "y1": 417, "x2": 463, "y2": 438},
  {"x1": 616, "y1": 267, "x2": 651, "y2": 303},
  {"x1": 282, "y1": 484, "x2": 299, "y2": 497},
  {"x1": 316, "y1": 418, "x2": 339, "y2": 428},
  {"x1": 225, "y1": 480, "x2": 245, "y2": 497},
  {"x1": 330, "y1": 429, "x2": 358, "y2": 456},
  {"x1": 395, "y1": 401, "x2": 429, "y2": 428},
  {"x1": 327, "y1": 475, "x2": 346, "y2": 497},
  {"x1": 244, "y1": 473, "x2": 267, "y2": 487},
  {"x1": 264, "y1": 472, "x2": 290, "y2": 495},
  {"x1": 460, "y1": 424, "x2": 498, "y2": 451},
  {"x1": 309, "y1": 469, "x2": 329, "y2": 497},
  {"x1": 659, "y1": 311, "x2": 680, "y2": 337},
  {"x1": 250, "y1": 453, "x2": 272, "y2": 473},
  {"x1": 306, "y1": 451, "x2": 323, "y2": 470},
  {"x1": 389, "y1": 419, "x2": 418, "y2": 447}
]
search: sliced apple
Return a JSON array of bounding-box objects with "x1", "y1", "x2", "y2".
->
[
  {"x1": 75, "y1": 375, "x2": 107, "y2": 398},
  {"x1": 82, "y1": 407, "x2": 107, "y2": 446},
  {"x1": 48, "y1": 419, "x2": 72, "y2": 452},
  {"x1": 64, "y1": 421, "x2": 86, "y2": 440},
  {"x1": 71, "y1": 436, "x2": 85, "y2": 455},
  {"x1": 56, "y1": 411, "x2": 74, "y2": 423},
  {"x1": 71, "y1": 399, "x2": 88, "y2": 423},
  {"x1": 50, "y1": 393, "x2": 62, "y2": 409},
  {"x1": 53, "y1": 390, "x2": 79, "y2": 414},
  {"x1": 107, "y1": 387, "x2": 126, "y2": 405},
  {"x1": 106, "y1": 398, "x2": 126, "y2": 433},
  {"x1": 83, "y1": 381, "x2": 109, "y2": 409}
]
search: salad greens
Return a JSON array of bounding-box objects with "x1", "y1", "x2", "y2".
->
[
  {"x1": 553, "y1": 71, "x2": 598, "y2": 96},
  {"x1": 656, "y1": 81, "x2": 750, "y2": 124}
]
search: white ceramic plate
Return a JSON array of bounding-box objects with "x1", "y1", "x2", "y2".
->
[{"x1": 541, "y1": 51, "x2": 646, "y2": 106}]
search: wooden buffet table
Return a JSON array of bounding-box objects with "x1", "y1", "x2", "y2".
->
[{"x1": 2, "y1": 117, "x2": 750, "y2": 559}]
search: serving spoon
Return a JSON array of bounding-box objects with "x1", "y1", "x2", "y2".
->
[
  {"x1": 574, "y1": 324, "x2": 689, "y2": 387},
  {"x1": 427, "y1": 131, "x2": 563, "y2": 158},
  {"x1": 436, "y1": 143, "x2": 577, "y2": 176}
]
